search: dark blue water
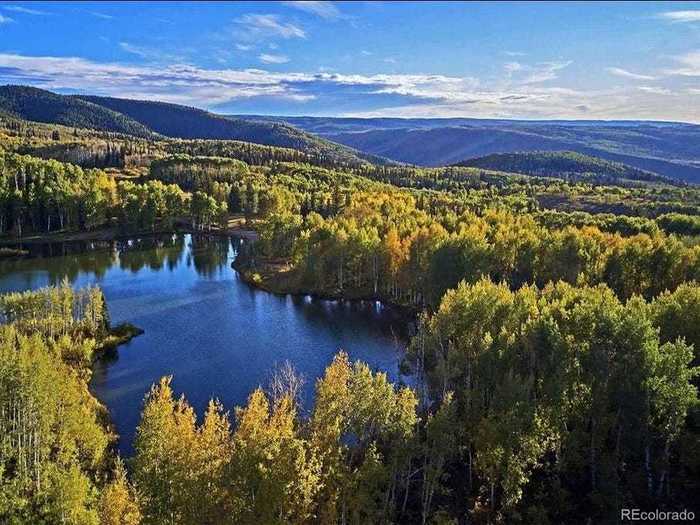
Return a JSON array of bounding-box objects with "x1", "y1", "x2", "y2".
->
[{"x1": 0, "y1": 234, "x2": 408, "y2": 455}]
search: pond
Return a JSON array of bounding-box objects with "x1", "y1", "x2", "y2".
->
[{"x1": 0, "y1": 234, "x2": 409, "y2": 455}]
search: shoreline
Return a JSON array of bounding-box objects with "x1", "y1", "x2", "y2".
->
[
  {"x1": 98, "y1": 322, "x2": 145, "y2": 353},
  {"x1": 232, "y1": 253, "x2": 421, "y2": 326},
  {"x1": 0, "y1": 219, "x2": 258, "y2": 247}
]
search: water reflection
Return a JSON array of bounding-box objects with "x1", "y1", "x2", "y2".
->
[
  {"x1": 0, "y1": 234, "x2": 238, "y2": 290},
  {"x1": 0, "y1": 234, "x2": 407, "y2": 456}
]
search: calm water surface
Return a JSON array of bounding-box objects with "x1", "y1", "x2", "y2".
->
[{"x1": 0, "y1": 234, "x2": 408, "y2": 455}]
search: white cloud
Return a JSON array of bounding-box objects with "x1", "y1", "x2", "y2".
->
[
  {"x1": 0, "y1": 14, "x2": 14, "y2": 24},
  {"x1": 500, "y1": 60, "x2": 572, "y2": 84},
  {"x1": 0, "y1": 53, "x2": 482, "y2": 108},
  {"x1": 504, "y1": 51, "x2": 527, "y2": 57},
  {"x1": 666, "y1": 50, "x2": 700, "y2": 77},
  {"x1": 0, "y1": 52, "x2": 697, "y2": 122},
  {"x1": 638, "y1": 86, "x2": 672, "y2": 95},
  {"x1": 119, "y1": 42, "x2": 150, "y2": 58},
  {"x1": 118, "y1": 42, "x2": 185, "y2": 63},
  {"x1": 234, "y1": 14, "x2": 306, "y2": 41},
  {"x1": 283, "y1": 1, "x2": 340, "y2": 20},
  {"x1": 606, "y1": 67, "x2": 657, "y2": 81},
  {"x1": 521, "y1": 61, "x2": 572, "y2": 84},
  {"x1": 2, "y1": 5, "x2": 48, "y2": 15},
  {"x1": 658, "y1": 10, "x2": 700, "y2": 23},
  {"x1": 259, "y1": 53, "x2": 290, "y2": 64},
  {"x1": 235, "y1": 43, "x2": 253, "y2": 51},
  {"x1": 89, "y1": 12, "x2": 114, "y2": 20},
  {"x1": 504, "y1": 62, "x2": 523, "y2": 73}
]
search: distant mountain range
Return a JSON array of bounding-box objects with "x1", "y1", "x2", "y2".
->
[
  {"x1": 236, "y1": 115, "x2": 700, "y2": 183},
  {"x1": 0, "y1": 86, "x2": 384, "y2": 166}
]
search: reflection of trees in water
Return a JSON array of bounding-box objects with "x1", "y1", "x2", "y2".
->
[
  {"x1": 1, "y1": 234, "x2": 237, "y2": 289},
  {"x1": 189, "y1": 235, "x2": 232, "y2": 278},
  {"x1": 287, "y1": 294, "x2": 410, "y2": 343},
  {"x1": 118, "y1": 236, "x2": 186, "y2": 274},
  {"x1": 0, "y1": 242, "x2": 119, "y2": 289},
  {"x1": 114, "y1": 234, "x2": 232, "y2": 277},
  {"x1": 47, "y1": 248, "x2": 118, "y2": 285}
]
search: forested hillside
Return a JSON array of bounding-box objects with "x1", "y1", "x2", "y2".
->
[
  {"x1": 455, "y1": 150, "x2": 675, "y2": 185},
  {"x1": 75, "y1": 94, "x2": 386, "y2": 166},
  {"x1": 0, "y1": 85, "x2": 154, "y2": 137},
  {"x1": 0, "y1": 86, "x2": 383, "y2": 167}
]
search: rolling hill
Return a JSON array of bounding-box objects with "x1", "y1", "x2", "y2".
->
[
  {"x1": 0, "y1": 85, "x2": 153, "y2": 137},
  {"x1": 238, "y1": 115, "x2": 700, "y2": 183},
  {"x1": 455, "y1": 151, "x2": 676, "y2": 185},
  {"x1": 72, "y1": 94, "x2": 386, "y2": 166},
  {"x1": 0, "y1": 86, "x2": 384, "y2": 167}
]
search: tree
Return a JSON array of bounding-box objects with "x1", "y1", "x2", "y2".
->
[{"x1": 99, "y1": 458, "x2": 141, "y2": 525}]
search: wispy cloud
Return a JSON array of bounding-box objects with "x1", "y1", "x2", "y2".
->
[
  {"x1": 501, "y1": 60, "x2": 572, "y2": 84},
  {"x1": 606, "y1": 67, "x2": 657, "y2": 81},
  {"x1": 2, "y1": 5, "x2": 48, "y2": 15},
  {"x1": 259, "y1": 53, "x2": 290, "y2": 64},
  {"x1": 283, "y1": 1, "x2": 340, "y2": 20},
  {"x1": 504, "y1": 61, "x2": 523, "y2": 73},
  {"x1": 118, "y1": 42, "x2": 185, "y2": 63},
  {"x1": 638, "y1": 86, "x2": 672, "y2": 95},
  {"x1": 89, "y1": 11, "x2": 114, "y2": 20},
  {"x1": 504, "y1": 51, "x2": 527, "y2": 57},
  {"x1": 234, "y1": 14, "x2": 306, "y2": 41},
  {"x1": 520, "y1": 61, "x2": 572, "y2": 84},
  {"x1": 658, "y1": 10, "x2": 700, "y2": 23},
  {"x1": 236, "y1": 43, "x2": 253, "y2": 52},
  {"x1": 666, "y1": 50, "x2": 700, "y2": 77},
  {"x1": 119, "y1": 42, "x2": 151, "y2": 59},
  {"x1": 0, "y1": 14, "x2": 14, "y2": 24},
  {"x1": 0, "y1": 52, "x2": 697, "y2": 122}
]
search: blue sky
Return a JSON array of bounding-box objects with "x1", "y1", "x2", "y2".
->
[{"x1": 0, "y1": 1, "x2": 699, "y2": 121}]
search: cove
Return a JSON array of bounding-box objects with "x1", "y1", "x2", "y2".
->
[{"x1": 0, "y1": 234, "x2": 409, "y2": 456}]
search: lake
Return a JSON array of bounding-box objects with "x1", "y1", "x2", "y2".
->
[{"x1": 0, "y1": 234, "x2": 409, "y2": 455}]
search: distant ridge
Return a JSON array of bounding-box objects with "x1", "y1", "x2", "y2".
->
[
  {"x1": 455, "y1": 151, "x2": 677, "y2": 186},
  {"x1": 239, "y1": 115, "x2": 700, "y2": 183}
]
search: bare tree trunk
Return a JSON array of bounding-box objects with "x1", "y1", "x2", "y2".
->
[
  {"x1": 645, "y1": 444, "x2": 653, "y2": 496},
  {"x1": 590, "y1": 419, "x2": 597, "y2": 491}
]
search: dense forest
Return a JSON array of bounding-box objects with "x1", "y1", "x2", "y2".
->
[
  {"x1": 0, "y1": 86, "x2": 154, "y2": 138},
  {"x1": 0, "y1": 105, "x2": 699, "y2": 524}
]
